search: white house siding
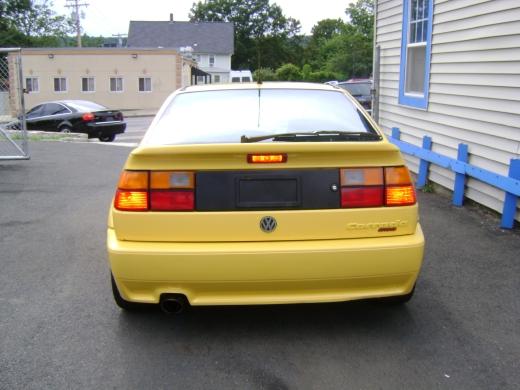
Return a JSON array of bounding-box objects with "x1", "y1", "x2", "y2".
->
[
  {"x1": 196, "y1": 53, "x2": 232, "y2": 83},
  {"x1": 375, "y1": 0, "x2": 520, "y2": 221}
]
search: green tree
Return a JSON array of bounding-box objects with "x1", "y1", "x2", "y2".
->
[
  {"x1": 0, "y1": 0, "x2": 74, "y2": 47},
  {"x1": 275, "y1": 63, "x2": 302, "y2": 81},
  {"x1": 190, "y1": 0, "x2": 301, "y2": 70},
  {"x1": 305, "y1": 0, "x2": 374, "y2": 80},
  {"x1": 304, "y1": 18, "x2": 347, "y2": 70},
  {"x1": 253, "y1": 67, "x2": 277, "y2": 81},
  {"x1": 346, "y1": 0, "x2": 374, "y2": 38},
  {"x1": 311, "y1": 18, "x2": 346, "y2": 41}
]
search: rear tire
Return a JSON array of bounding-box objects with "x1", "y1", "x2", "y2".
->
[
  {"x1": 111, "y1": 273, "x2": 150, "y2": 311},
  {"x1": 378, "y1": 284, "x2": 415, "y2": 305},
  {"x1": 59, "y1": 125, "x2": 72, "y2": 133},
  {"x1": 99, "y1": 134, "x2": 115, "y2": 142}
]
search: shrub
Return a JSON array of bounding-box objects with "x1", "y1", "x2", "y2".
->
[
  {"x1": 253, "y1": 67, "x2": 277, "y2": 81},
  {"x1": 275, "y1": 63, "x2": 302, "y2": 81}
]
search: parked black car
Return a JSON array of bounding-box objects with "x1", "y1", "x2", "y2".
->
[
  {"x1": 22, "y1": 100, "x2": 126, "y2": 142},
  {"x1": 336, "y1": 79, "x2": 373, "y2": 114}
]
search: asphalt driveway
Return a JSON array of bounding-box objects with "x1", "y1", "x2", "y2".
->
[{"x1": 1, "y1": 142, "x2": 519, "y2": 389}]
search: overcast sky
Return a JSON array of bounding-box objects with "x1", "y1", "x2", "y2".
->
[{"x1": 54, "y1": 0, "x2": 350, "y2": 37}]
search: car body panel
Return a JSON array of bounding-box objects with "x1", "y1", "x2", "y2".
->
[
  {"x1": 108, "y1": 225, "x2": 424, "y2": 305},
  {"x1": 107, "y1": 82, "x2": 424, "y2": 307}
]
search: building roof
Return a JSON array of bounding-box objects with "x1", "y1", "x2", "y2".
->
[
  {"x1": 20, "y1": 47, "x2": 183, "y2": 56},
  {"x1": 127, "y1": 21, "x2": 234, "y2": 54}
]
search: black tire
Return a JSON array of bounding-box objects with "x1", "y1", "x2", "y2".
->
[
  {"x1": 99, "y1": 134, "x2": 116, "y2": 142},
  {"x1": 111, "y1": 273, "x2": 151, "y2": 311},
  {"x1": 59, "y1": 125, "x2": 72, "y2": 133},
  {"x1": 378, "y1": 284, "x2": 415, "y2": 305}
]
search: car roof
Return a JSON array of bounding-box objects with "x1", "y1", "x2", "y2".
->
[
  {"x1": 45, "y1": 100, "x2": 99, "y2": 105},
  {"x1": 181, "y1": 82, "x2": 339, "y2": 93}
]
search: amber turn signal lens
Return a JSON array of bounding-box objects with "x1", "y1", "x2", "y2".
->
[
  {"x1": 118, "y1": 171, "x2": 149, "y2": 190},
  {"x1": 340, "y1": 168, "x2": 384, "y2": 186},
  {"x1": 114, "y1": 190, "x2": 148, "y2": 211},
  {"x1": 150, "y1": 171, "x2": 195, "y2": 189},
  {"x1": 385, "y1": 185, "x2": 416, "y2": 206},
  {"x1": 385, "y1": 166, "x2": 412, "y2": 185},
  {"x1": 247, "y1": 154, "x2": 287, "y2": 163}
]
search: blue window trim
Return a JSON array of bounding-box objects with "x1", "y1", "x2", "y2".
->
[{"x1": 398, "y1": 0, "x2": 434, "y2": 109}]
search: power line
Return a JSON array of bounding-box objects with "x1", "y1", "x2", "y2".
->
[{"x1": 65, "y1": 0, "x2": 89, "y2": 47}]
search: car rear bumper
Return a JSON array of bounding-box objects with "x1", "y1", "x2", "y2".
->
[
  {"x1": 107, "y1": 224, "x2": 424, "y2": 305},
  {"x1": 86, "y1": 122, "x2": 126, "y2": 138}
]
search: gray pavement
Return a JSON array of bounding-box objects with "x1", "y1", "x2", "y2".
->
[
  {"x1": 112, "y1": 116, "x2": 152, "y2": 146},
  {"x1": 1, "y1": 142, "x2": 519, "y2": 389}
]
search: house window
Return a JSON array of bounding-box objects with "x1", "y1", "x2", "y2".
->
[
  {"x1": 82, "y1": 77, "x2": 95, "y2": 92},
  {"x1": 138, "y1": 77, "x2": 152, "y2": 92},
  {"x1": 209, "y1": 55, "x2": 215, "y2": 67},
  {"x1": 398, "y1": 0, "x2": 433, "y2": 109},
  {"x1": 110, "y1": 77, "x2": 123, "y2": 92},
  {"x1": 26, "y1": 77, "x2": 39, "y2": 93},
  {"x1": 53, "y1": 77, "x2": 67, "y2": 92}
]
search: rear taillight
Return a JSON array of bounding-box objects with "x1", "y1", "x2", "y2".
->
[
  {"x1": 341, "y1": 187, "x2": 384, "y2": 208},
  {"x1": 82, "y1": 112, "x2": 94, "y2": 122},
  {"x1": 114, "y1": 190, "x2": 148, "y2": 211},
  {"x1": 114, "y1": 170, "x2": 195, "y2": 211},
  {"x1": 340, "y1": 166, "x2": 416, "y2": 208},
  {"x1": 150, "y1": 191, "x2": 194, "y2": 211},
  {"x1": 384, "y1": 166, "x2": 416, "y2": 206}
]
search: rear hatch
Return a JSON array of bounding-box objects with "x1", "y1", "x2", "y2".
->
[{"x1": 111, "y1": 142, "x2": 419, "y2": 242}]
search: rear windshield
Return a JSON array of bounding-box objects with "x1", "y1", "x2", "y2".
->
[
  {"x1": 66, "y1": 101, "x2": 108, "y2": 112},
  {"x1": 338, "y1": 83, "x2": 371, "y2": 97},
  {"x1": 144, "y1": 89, "x2": 375, "y2": 145}
]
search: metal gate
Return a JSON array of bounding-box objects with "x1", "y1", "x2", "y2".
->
[{"x1": 0, "y1": 48, "x2": 29, "y2": 160}]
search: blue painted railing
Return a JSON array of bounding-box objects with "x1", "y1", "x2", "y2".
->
[{"x1": 389, "y1": 127, "x2": 520, "y2": 229}]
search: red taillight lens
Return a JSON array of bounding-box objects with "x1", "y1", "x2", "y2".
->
[
  {"x1": 150, "y1": 190, "x2": 194, "y2": 211},
  {"x1": 82, "y1": 112, "x2": 94, "y2": 122},
  {"x1": 385, "y1": 185, "x2": 416, "y2": 206},
  {"x1": 341, "y1": 187, "x2": 384, "y2": 208},
  {"x1": 114, "y1": 190, "x2": 148, "y2": 211}
]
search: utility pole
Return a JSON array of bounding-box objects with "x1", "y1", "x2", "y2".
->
[
  {"x1": 65, "y1": 0, "x2": 89, "y2": 47},
  {"x1": 112, "y1": 33, "x2": 127, "y2": 48}
]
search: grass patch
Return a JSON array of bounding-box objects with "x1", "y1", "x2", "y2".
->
[{"x1": 420, "y1": 182, "x2": 435, "y2": 193}]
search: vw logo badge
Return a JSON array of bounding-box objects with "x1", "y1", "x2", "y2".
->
[{"x1": 260, "y1": 216, "x2": 277, "y2": 233}]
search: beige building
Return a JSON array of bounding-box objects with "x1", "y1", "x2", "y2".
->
[{"x1": 9, "y1": 48, "x2": 195, "y2": 115}]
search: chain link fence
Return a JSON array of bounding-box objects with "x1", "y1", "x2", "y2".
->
[{"x1": 0, "y1": 48, "x2": 29, "y2": 160}]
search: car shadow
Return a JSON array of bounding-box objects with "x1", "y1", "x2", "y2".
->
[{"x1": 115, "y1": 298, "x2": 415, "y2": 338}]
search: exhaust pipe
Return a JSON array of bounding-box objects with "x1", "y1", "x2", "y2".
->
[{"x1": 159, "y1": 294, "x2": 188, "y2": 314}]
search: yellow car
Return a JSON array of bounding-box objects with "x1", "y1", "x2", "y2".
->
[{"x1": 107, "y1": 82, "x2": 424, "y2": 313}]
